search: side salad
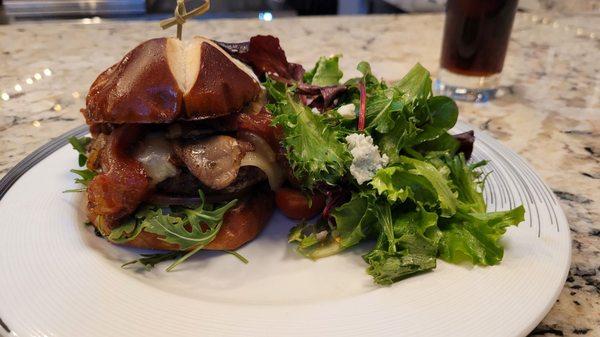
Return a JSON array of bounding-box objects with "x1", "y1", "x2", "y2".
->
[{"x1": 268, "y1": 56, "x2": 524, "y2": 285}]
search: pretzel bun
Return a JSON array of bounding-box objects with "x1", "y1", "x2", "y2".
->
[{"x1": 84, "y1": 37, "x2": 261, "y2": 124}]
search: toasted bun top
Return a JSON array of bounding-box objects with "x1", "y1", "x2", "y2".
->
[{"x1": 84, "y1": 37, "x2": 261, "y2": 124}]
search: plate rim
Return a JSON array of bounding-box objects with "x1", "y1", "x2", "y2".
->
[{"x1": 0, "y1": 123, "x2": 571, "y2": 337}]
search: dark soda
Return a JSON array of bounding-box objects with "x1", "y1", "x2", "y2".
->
[{"x1": 440, "y1": 0, "x2": 518, "y2": 77}]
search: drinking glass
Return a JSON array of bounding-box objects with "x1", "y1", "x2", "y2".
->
[{"x1": 435, "y1": 0, "x2": 519, "y2": 102}]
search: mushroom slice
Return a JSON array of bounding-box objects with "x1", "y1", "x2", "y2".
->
[{"x1": 175, "y1": 135, "x2": 251, "y2": 190}]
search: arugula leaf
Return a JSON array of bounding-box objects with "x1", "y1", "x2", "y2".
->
[
  {"x1": 66, "y1": 136, "x2": 96, "y2": 193},
  {"x1": 70, "y1": 168, "x2": 97, "y2": 186},
  {"x1": 122, "y1": 252, "x2": 183, "y2": 270},
  {"x1": 438, "y1": 206, "x2": 525, "y2": 265},
  {"x1": 304, "y1": 55, "x2": 343, "y2": 86},
  {"x1": 68, "y1": 136, "x2": 91, "y2": 167},
  {"x1": 110, "y1": 195, "x2": 236, "y2": 251},
  {"x1": 110, "y1": 191, "x2": 238, "y2": 271},
  {"x1": 225, "y1": 250, "x2": 250, "y2": 264},
  {"x1": 122, "y1": 249, "x2": 249, "y2": 270},
  {"x1": 268, "y1": 82, "x2": 351, "y2": 188},
  {"x1": 64, "y1": 168, "x2": 97, "y2": 192}
]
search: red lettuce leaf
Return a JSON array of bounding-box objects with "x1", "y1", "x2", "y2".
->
[
  {"x1": 297, "y1": 83, "x2": 347, "y2": 111},
  {"x1": 452, "y1": 130, "x2": 475, "y2": 160},
  {"x1": 216, "y1": 35, "x2": 304, "y2": 81},
  {"x1": 217, "y1": 35, "x2": 346, "y2": 111}
]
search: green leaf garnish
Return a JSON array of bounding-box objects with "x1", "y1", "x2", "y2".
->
[
  {"x1": 68, "y1": 136, "x2": 91, "y2": 167},
  {"x1": 122, "y1": 251, "x2": 183, "y2": 270},
  {"x1": 114, "y1": 190, "x2": 238, "y2": 271},
  {"x1": 303, "y1": 55, "x2": 343, "y2": 86},
  {"x1": 66, "y1": 136, "x2": 96, "y2": 192},
  {"x1": 437, "y1": 206, "x2": 525, "y2": 265},
  {"x1": 268, "y1": 80, "x2": 351, "y2": 189}
]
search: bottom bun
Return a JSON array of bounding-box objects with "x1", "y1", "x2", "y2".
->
[{"x1": 110, "y1": 186, "x2": 274, "y2": 251}]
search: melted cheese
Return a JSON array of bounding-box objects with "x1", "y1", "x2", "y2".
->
[
  {"x1": 134, "y1": 133, "x2": 179, "y2": 185},
  {"x1": 239, "y1": 134, "x2": 283, "y2": 190}
]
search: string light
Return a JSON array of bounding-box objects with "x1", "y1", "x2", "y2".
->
[
  {"x1": 0, "y1": 68, "x2": 54, "y2": 100},
  {"x1": 521, "y1": 12, "x2": 598, "y2": 41},
  {"x1": 32, "y1": 120, "x2": 41, "y2": 128}
]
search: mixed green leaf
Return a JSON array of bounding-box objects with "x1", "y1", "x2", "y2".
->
[
  {"x1": 271, "y1": 56, "x2": 525, "y2": 285},
  {"x1": 65, "y1": 136, "x2": 96, "y2": 193},
  {"x1": 267, "y1": 80, "x2": 352, "y2": 188},
  {"x1": 303, "y1": 55, "x2": 344, "y2": 86}
]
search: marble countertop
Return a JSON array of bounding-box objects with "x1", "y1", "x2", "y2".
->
[{"x1": 0, "y1": 13, "x2": 598, "y2": 336}]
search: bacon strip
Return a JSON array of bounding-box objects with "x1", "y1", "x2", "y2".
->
[
  {"x1": 87, "y1": 125, "x2": 150, "y2": 235},
  {"x1": 235, "y1": 106, "x2": 281, "y2": 151}
]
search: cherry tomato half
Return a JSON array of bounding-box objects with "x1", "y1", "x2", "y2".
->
[{"x1": 275, "y1": 187, "x2": 326, "y2": 220}]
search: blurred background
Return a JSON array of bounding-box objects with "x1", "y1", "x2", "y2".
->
[{"x1": 0, "y1": 0, "x2": 597, "y2": 23}]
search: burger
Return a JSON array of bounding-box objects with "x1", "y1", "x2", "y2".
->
[{"x1": 78, "y1": 36, "x2": 286, "y2": 259}]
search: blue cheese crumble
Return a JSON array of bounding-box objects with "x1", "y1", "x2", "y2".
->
[
  {"x1": 345, "y1": 133, "x2": 389, "y2": 184},
  {"x1": 337, "y1": 103, "x2": 356, "y2": 119}
]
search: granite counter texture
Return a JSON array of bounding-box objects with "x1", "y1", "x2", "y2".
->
[{"x1": 0, "y1": 13, "x2": 598, "y2": 336}]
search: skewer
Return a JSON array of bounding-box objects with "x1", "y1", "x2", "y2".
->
[{"x1": 159, "y1": 0, "x2": 211, "y2": 40}]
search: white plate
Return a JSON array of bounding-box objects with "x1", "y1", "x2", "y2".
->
[{"x1": 0, "y1": 122, "x2": 570, "y2": 337}]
